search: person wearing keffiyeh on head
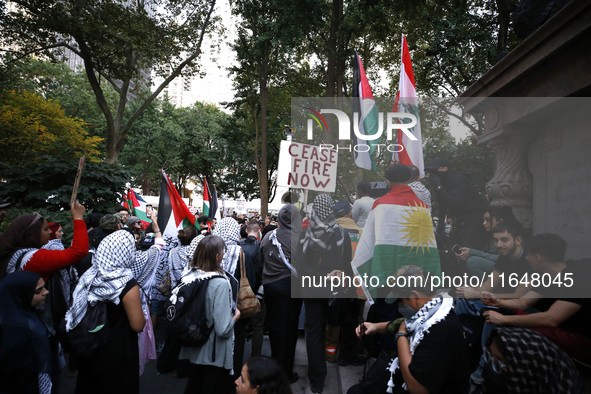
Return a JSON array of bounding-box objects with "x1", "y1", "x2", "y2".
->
[
  {"x1": 0, "y1": 201, "x2": 88, "y2": 390},
  {"x1": 299, "y1": 194, "x2": 351, "y2": 393},
  {"x1": 482, "y1": 327, "x2": 583, "y2": 394},
  {"x1": 213, "y1": 217, "x2": 256, "y2": 381},
  {"x1": 0, "y1": 271, "x2": 52, "y2": 394},
  {"x1": 65, "y1": 229, "x2": 145, "y2": 394}
]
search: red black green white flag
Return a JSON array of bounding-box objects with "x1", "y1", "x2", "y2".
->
[
  {"x1": 123, "y1": 189, "x2": 151, "y2": 229},
  {"x1": 203, "y1": 178, "x2": 211, "y2": 218},
  {"x1": 158, "y1": 170, "x2": 196, "y2": 239},
  {"x1": 352, "y1": 50, "x2": 379, "y2": 173}
]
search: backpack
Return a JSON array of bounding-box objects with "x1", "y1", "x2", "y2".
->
[
  {"x1": 57, "y1": 301, "x2": 115, "y2": 358},
  {"x1": 164, "y1": 274, "x2": 224, "y2": 347}
]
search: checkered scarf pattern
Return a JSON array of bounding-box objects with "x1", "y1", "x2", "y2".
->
[
  {"x1": 132, "y1": 245, "x2": 160, "y2": 290},
  {"x1": 42, "y1": 240, "x2": 79, "y2": 306},
  {"x1": 6, "y1": 248, "x2": 36, "y2": 274},
  {"x1": 387, "y1": 295, "x2": 453, "y2": 393},
  {"x1": 185, "y1": 234, "x2": 205, "y2": 267},
  {"x1": 301, "y1": 194, "x2": 345, "y2": 258},
  {"x1": 213, "y1": 218, "x2": 240, "y2": 246},
  {"x1": 65, "y1": 230, "x2": 136, "y2": 331},
  {"x1": 492, "y1": 327, "x2": 583, "y2": 393},
  {"x1": 150, "y1": 236, "x2": 180, "y2": 302},
  {"x1": 213, "y1": 218, "x2": 241, "y2": 276},
  {"x1": 168, "y1": 244, "x2": 191, "y2": 287}
]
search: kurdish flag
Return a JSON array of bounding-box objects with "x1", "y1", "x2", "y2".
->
[
  {"x1": 158, "y1": 170, "x2": 196, "y2": 239},
  {"x1": 393, "y1": 35, "x2": 425, "y2": 177},
  {"x1": 351, "y1": 185, "x2": 440, "y2": 303},
  {"x1": 123, "y1": 189, "x2": 151, "y2": 228},
  {"x1": 352, "y1": 51, "x2": 379, "y2": 173}
]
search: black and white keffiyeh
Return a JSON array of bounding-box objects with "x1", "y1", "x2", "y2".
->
[
  {"x1": 150, "y1": 236, "x2": 180, "y2": 302},
  {"x1": 490, "y1": 327, "x2": 583, "y2": 393},
  {"x1": 185, "y1": 234, "x2": 205, "y2": 269},
  {"x1": 270, "y1": 229, "x2": 298, "y2": 277},
  {"x1": 133, "y1": 242, "x2": 162, "y2": 291},
  {"x1": 5, "y1": 248, "x2": 37, "y2": 274},
  {"x1": 213, "y1": 218, "x2": 241, "y2": 276},
  {"x1": 301, "y1": 194, "x2": 345, "y2": 258},
  {"x1": 65, "y1": 230, "x2": 136, "y2": 331},
  {"x1": 41, "y1": 239, "x2": 79, "y2": 306},
  {"x1": 386, "y1": 294, "x2": 453, "y2": 393}
]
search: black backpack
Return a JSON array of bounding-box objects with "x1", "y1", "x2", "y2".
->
[
  {"x1": 56, "y1": 301, "x2": 116, "y2": 358},
  {"x1": 164, "y1": 274, "x2": 224, "y2": 347}
]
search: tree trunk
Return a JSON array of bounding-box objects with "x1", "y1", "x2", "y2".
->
[{"x1": 258, "y1": 70, "x2": 270, "y2": 217}]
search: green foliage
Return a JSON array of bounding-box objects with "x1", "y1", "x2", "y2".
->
[
  {"x1": 0, "y1": 156, "x2": 130, "y2": 215},
  {"x1": 1, "y1": 0, "x2": 221, "y2": 163},
  {"x1": 0, "y1": 206, "x2": 76, "y2": 245},
  {"x1": 119, "y1": 98, "x2": 261, "y2": 200},
  {"x1": 0, "y1": 89, "x2": 103, "y2": 165}
]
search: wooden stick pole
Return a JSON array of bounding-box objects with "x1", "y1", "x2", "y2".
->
[{"x1": 70, "y1": 156, "x2": 86, "y2": 206}]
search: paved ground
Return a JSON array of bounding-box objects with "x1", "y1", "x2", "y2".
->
[
  {"x1": 59, "y1": 332, "x2": 366, "y2": 393},
  {"x1": 59, "y1": 324, "x2": 591, "y2": 393}
]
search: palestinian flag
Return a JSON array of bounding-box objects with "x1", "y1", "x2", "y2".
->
[
  {"x1": 158, "y1": 170, "x2": 196, "y2": 239},
  {"x1": 352, "y1": 50, "x2": 379, "y2": 173},
  {"x1": 203, "y1": 178, "x2": 211, "y2": 218},
  {"x1": 123, "y1": 189, "x2": 151, "y2": 228},
  {"x1": 210, "y1": 184, "x2": 219, "y2": 219},
  {"x1": 392, "y1": 35, "x2": 425, "y2": 177},
  {"x1": 351, "y1": 185, "x2": 440, "y2": 303}
]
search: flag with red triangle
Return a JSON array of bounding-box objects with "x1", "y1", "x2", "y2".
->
[
  {"x1": 352, "y1": 50, "x2": 379, "y2": 173},
  {"x1": 157, "y1": 170, "x2": 196, "y2": 239},
  {"x1": 203, "y1": 178, "x2": 211, "y2": 218},
  {"x1": 123, "y1": 189, "x2": 151, "y2": 229}
]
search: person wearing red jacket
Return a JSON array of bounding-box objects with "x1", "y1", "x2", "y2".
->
[
  {"x1": 0, "y1": 202, "x2": 88, "y2": 279},
  {"x1": 0, "y1": 201, "x2": 89, "y2": 392}
]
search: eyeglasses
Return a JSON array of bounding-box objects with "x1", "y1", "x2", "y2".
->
[
  {"x1": 483, "y1": 347, "x2": 507, "y2": 374},
  {"x1": 28, "y1": 213, "x2": 43, "y2": 229}
]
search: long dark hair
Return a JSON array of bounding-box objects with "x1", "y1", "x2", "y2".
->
[
  {"x1": 191, "y1": 235, "x2": 225, "y2": 273},
  {"x1": 246, "y1": 356, "x2": 292, "y2": 394}
]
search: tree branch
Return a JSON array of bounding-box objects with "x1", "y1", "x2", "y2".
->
[{"x1": 120, "y1": 0, "x2": 217, "y2": 138}]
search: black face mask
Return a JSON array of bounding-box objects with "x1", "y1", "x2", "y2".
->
[
  {"x1": 398, "y1": 303, "x2": 416, "y2": 320},
  {"x1": 482, "y1": 361, "x2": 509, "y2": 393}
]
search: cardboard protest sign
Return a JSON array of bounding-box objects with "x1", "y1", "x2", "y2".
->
[{"x1": 277, "y1": 141, "x2": 337, "y2": 193}]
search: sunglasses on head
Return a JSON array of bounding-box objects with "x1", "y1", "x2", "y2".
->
[{"x1": 28, "y1": 213, "x2": 43, "y2": 229}]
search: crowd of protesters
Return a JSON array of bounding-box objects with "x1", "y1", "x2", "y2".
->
[{"x1": 0, "y1": 158, "x2": 589, "y2": 394}]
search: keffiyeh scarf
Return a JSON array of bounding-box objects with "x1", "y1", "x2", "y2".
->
[
  {"x1": 386, "y1": 294, "x2": 453, "y2": 393},
  {"x1": 213, "y1": 218, "x2": 241, "y2": 276},
  {"x1": 65, "y1": 230, "x2": 136, "y2": 331},
  {"x1": 42, "y1": 240, "x2": 79, "y2": 306},
  {"x1": 300, "y1": 194, "x2": 345, "y2": 259},
  {"x1": 491, "y1": 327, "x2": 583, "y2": 393},
  {"x1": 185, "y1": 234, "x2": 205, "y2": 270},
  {"x1": 270, "y1": 229, "x2": 298, "y2": 277},
  {"x1": 6, "y1": 248, "x2": 37, "y2": 274}
]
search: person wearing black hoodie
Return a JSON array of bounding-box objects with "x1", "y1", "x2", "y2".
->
[{"x1": 260, "y1": 204, "x2": 302, "y2": 384}]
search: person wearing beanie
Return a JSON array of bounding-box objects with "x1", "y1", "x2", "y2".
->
[{"x1": 126, "y1": 216, "x2": 142, "y2": 234}]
